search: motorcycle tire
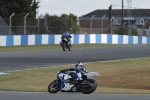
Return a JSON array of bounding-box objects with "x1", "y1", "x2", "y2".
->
[
  {"x1": 63, "y1": 43, "x2": 67, "y2": 51},
  {"x1": 48, "y1": 80, "x2": 61, "y2": 93},
  {"x1": 80, "y1": 79, "x2": 97, "y2": 94},
  {"x1": 68, "y1": 45, "x2": 71, "y2": 51}
]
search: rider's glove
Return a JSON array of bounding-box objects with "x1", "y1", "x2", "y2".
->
[
  {"x1": 60, "y1": 68, "x2": 68, "y2": 73},
  {"x1": 64, "y1": 68, "x2": 69, "y2": 71}
]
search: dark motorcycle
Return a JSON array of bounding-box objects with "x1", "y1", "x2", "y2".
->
[
  {"x1": 60, "y1": 36, "x2": 71, "y2": 51},
  {"x1": 48, "y1": 71, "x2": 99, "y2": 94}
]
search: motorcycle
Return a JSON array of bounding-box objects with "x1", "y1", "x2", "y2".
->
[
  {"x1": 48, "y1": 70, "x2": 100, "y2": 94},
  {"x1": 60, "y1": 37, "x2": 71, "y2": 51}
]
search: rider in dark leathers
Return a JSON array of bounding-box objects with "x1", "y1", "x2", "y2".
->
[{"x1": 61, "y1": 30, "x2": 72, "y2": 47}]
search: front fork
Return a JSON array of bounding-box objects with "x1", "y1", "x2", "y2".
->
[{"x1": 60, "y1": 41, "x2": 70, "y2": 48}]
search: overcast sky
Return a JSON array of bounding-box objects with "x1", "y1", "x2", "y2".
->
[{"x1": 38, "y1": 0, "x2": 150, "y2": 17}]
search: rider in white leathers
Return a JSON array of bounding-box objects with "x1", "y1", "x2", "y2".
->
[
  {"x1": 58, "y1": 61, "x2": 88, "y2": 82},
  {"x1": 58, "y1": 61, "x2": 88, "y2": 88}
]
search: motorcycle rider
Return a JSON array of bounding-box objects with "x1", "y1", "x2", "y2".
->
[
  {"x1": 61, "y1": 30, "x2": 72, "y2": 47},
  {"x1": 58, "y1": 61, "x2": 88, "y2": 83}
]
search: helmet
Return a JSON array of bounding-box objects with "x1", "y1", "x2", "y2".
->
[
  {"x1": 75, "y1": 61, "x2": 88, "y2": 73},
  {"x1": 75, "y1": 61, "x2": 83, "y2": 67}
]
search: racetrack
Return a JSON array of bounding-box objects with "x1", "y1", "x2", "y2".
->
[
  {"x1": 0, "y1": 91, "x2": 150, "y2": 100},
  {"x1": 0, "y1": 44, "x2": 150, "y2": 100},
  {"x1": 0, "y1": 44, "x2": 150, "y2": 72}
]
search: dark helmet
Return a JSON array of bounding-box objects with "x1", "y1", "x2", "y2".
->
[{"x1": 75, "y1": 61, "x2": 83, "y2": 67}]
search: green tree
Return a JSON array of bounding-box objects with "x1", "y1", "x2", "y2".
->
[
  {"x1": 114, "y1": 26, "x2": 138, "y2": 36},
  {"x1": 44, "y1": 13, "x2": 79, "y2": 34},
  {"x1": 61, "y1": 13, "x2": 79, "y2": 33},
  {"x1": 0, "y1": 0, "x2": 39, "y2": 18},
  {"x1": 32, "y1": 0, "x2": 40, "y2": 18}
]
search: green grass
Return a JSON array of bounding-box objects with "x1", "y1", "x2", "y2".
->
[
  {"x1": 0, "y1": 57, "x2": 150, "y2": 94},
  {"x1": 0, "y1": 44, "x2": 128, "y2": 52}
]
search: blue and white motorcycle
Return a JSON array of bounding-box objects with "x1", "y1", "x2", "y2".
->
[{"x1": 48, "y1": 70, "x2": 99, "y2": 94}]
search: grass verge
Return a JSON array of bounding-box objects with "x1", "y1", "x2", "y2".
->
[
  {"x1": 0, "y1": 57, "x2": 150, "y2": 94},
  {"x1": 0, "y1": 44, "x2": 128, "y2": 52}
]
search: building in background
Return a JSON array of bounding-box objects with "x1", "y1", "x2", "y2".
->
[{"x1": 79, "y1": 9, "x2": 150, "y2": 36}]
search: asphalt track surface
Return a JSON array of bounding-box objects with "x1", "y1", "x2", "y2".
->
[
  {"x1": 0, "y1": 44, "x2": 150, "y2": 72},
  {"x1": 0, "y1": 91, "x2": 150, "y2": 100},
  {"x1": 0, "y1": 44, "x2": 150, "y2": 100}
]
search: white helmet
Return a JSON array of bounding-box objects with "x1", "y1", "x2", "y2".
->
[
  {"x1": 75, "y1": 61, "x2": 83, "y2": 67},
  {"x1": 75, "y1": 61, "x2": 88, "y2": 72}
]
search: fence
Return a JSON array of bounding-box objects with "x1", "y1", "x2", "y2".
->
[
  {"x1": 0, "y1": 34, "x2": 150, "y2": 46},
  {"x1": 0, "y1": 17, "x2": 59, "y2": 35},
  {"x1": 79, "y1": 17, "x2": 150, "y2": 36},
  {"x1": 1, "y1": 16, "x2": 150, "y2": 36}
]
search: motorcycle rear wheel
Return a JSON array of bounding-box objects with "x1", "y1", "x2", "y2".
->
[
  {"x1": 48, "y1": 80, "x2": 61, "y2": 93},
  {"x1": 68, "y1": 44, "x2": 71, "y2": 51}
]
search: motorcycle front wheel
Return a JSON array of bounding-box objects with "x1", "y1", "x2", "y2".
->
[
  {"x1": 48, "y1": 80, "x2": 61, "y2": 93},
  {"x1": 63, "y1": 42, "x2": 67, "y2": 51},
  {"x1": 80, "y1": 79, "x2": 97, "y2": 94}
]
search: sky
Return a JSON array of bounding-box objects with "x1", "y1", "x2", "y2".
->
[{"x1": 38, "y1": 0, "x2": 150, "y2": 17}]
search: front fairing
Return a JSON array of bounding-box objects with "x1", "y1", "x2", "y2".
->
[{"x1": 84, "y1": 72, "x2": 100, "y2": 79}]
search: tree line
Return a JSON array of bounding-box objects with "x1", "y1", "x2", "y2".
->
[
  {"x1": 43, "y1": 13, "x2": 79, "y2": 34},
  {"x1": 0, "y1": 0, "x2": 39, "y2": 18},
  {"x1": 0, "y1": 0, "x2": 79, "y2": 34}
]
